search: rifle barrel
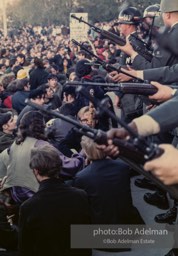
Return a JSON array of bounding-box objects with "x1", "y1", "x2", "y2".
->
[{"x1": 67, "y1": 81, "x2": 178, "y2": 96}]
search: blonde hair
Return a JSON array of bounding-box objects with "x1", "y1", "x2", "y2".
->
[
  {"x1": 81, "y1": 136, "x2": 106, "y2": 160},
  {"x1": 77, "y1": 106, "x2": 90, "y2": 120}
]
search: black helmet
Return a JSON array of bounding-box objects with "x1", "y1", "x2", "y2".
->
[
  {"x1": 118, "y1": 7, "x2": 142, "y2": 25},
  {"x1": 143, "y1": 4, "x2": 160, "y2": 18}
]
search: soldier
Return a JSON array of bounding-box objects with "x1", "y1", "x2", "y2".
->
[
  {"x1": 110, "y1": 0, "x2": 178, "y2": 216},
  {"x1": 142, "y1": 4, "x2": 161, "y2": 46},
  {"x1": 116, "y1": 6, "x2": 142, "y2": 65},
  {"x1": 111, "y1": 0, "x2": 178, "y2": 81},
  {"x1": 113, "y1": 7, "x2": 143, "y2": 123}
]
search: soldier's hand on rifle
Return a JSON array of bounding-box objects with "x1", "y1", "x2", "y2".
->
[
  {"x1": 97, "y1": 124, "x2": 137, "y2": 157},
  {"x1": 149, "y1": 82, "x2": 176, "y2": 102},
  {"x1": 96, "y1": 128, "x2": 128, "y2": 157},
  {"x1": 110, "y1": 66, "x2": 137, "y2": 82},
  {"x1": 144, "y1": 144, "x2": 178, "y2": 185},
  {"x1": 109, "y1": 70, "x2": 131, "y2": 82},
  {"x1": 117, "y1": 37, "x2": 136, "y2": 57}
]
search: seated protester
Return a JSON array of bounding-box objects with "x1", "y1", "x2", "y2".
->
[
  {"x1": 62, "y1": 85, "x2": 76, "y2": 103},
  {"x1": 92, "y1": 75, "x2": 118, "y2": 130},
  {"x1": 46, "y1": 102, "x2": 77, "y2": 147},
  {"x1": 77, "y1": 50, "x2": 89, "y2": 61},
  {"x1": 16, "y1": 69, "x2": 28, "y2": 80},
  {"x1": 73, "y1": 136, "x2": 144, "y2": 225},
  {"x1": 16, "y1": 86, "x2": 46, "y2": 126},
  {"x1": 75, "y1": 59, "x2": 93, "y2": 82},
  {"x1": 29, "y1": 57, "x2": 49, "y2": 90},
  {"x1": 18, "y1": 144, "x2": 91, "y2": 256},
  {"x1": 12, "y1": 78, "x2": 30, "y2": 114},
  {"x1": 75, "y1": 59, "x2": 97, "y2": 108},
  {"x1": 0, "y1": 73, "x2": 16, "y2": 91},
  {"x1": 75, "y1": 60, "x2": 118, "y2": 129},
  {"x1": 0, "y1": 112, "x2": 17, "y2": 154},
  {"x1": 0, "y1": 73, "x2": 17, "y2": 108},
  {"x1": 39, "y1": 83, "x2": 62, "y2": 111},
  {"x1": 47, "y1": 74, "x2": 62, "y2": 108},
  {"x1": 61, "y1": 84, "x2": 82, "y2": 115},
  {"x1": 6, "y1": 79, "x2": 19, "y2": 94},
  {"x1": 0, "y1": 111, "x2": 84, "y2": 205},
  {"x1": 57, "y1": 106, "x2": 97, "y2": 157},
  {"x1": 49, "y1": 64, "x2": 67, "y2": 85},
  {"x1": 0, "y1": 81, "x2": 13, "y2": 109}
]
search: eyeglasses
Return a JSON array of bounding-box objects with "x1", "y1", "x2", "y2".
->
[{"x1": 80, "y1": 118, "x2": 89, "y2": 124}]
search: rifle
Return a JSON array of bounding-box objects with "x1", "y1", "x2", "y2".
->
[
  {"x1": 71, "y1": 14, "x2": 153, "y2": 62},
  {"x1": 66, "y1": 81, "x2": 178, "y2": 96},
  {"x1": 72, "y1": 39, "x2": 144, "y2": 83},
  {"x1": 26, "y1": 99, "x2": 178, "y2": 200}
]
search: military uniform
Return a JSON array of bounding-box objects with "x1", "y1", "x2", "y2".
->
[
  {"x1": 147, "y1": 92, "x2": 178, "y2": 132},
  {"x1": 143, "y1": 62, "x2": 178, "y2": 84},
  {"x1": 133, "y1": 23, "x2": 178, "y2": 71},
  {"x1": 116, "y1": 7, "x2": 144, "y2": 123}
]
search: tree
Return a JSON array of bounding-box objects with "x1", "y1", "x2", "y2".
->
[
  {"x1": 8, "y1": 0, "x2": 161, "y2": 27},
  {"x1": 76, "y1": 0, "x2": 119, "y2": 22}
]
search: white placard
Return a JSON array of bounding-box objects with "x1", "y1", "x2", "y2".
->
[{"x1": 70, "y1": 13, "x2": 88, "y2": 42}]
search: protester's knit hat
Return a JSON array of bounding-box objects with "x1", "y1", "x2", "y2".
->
[
  {"x1": 75, "y1": 59, "x2": 92, "y2": 79},
  {"x1": 0, "y1": 112, "x2": 12, "y2": 130}
]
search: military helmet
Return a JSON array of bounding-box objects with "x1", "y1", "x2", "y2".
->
[
  {"x1": 118, "y1": 7, "x2": 142, "y2": 25},
  {"x1": 143, "y1": 4, "x2": 161, "y2": 18},
  {"x1": 160, "y1": 0, "x2": 178, "y2": 13}
]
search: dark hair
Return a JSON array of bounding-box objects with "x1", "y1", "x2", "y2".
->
[
  {"x1": 51, "y1": 64, "x2": 59, "y2": 72},
  {"x1": 16, "y1": 78, "x2": 29, "y2": 91},
  {"x1": 75, "y1": 59, "x2": 92, "y2": 79},
  {"x1": 34, "y1": 57, "x2": 44, "y2": 68},
  {"x1": 30, "y1": 144, "x2": 62, "y2": 177},
  {"x1": 62, "y1": 85, "x2": 76, "y2": 98},
  {"x1": 47, "y1": 74, "x2": 58, "y2": 80},
  {"x1": 17, "y1": 53, "x2": 25, "y2": 60},
  {"x1": 59, "y1": 102, "x2": 77, "y2": 116},
  {"x1": 78, "y1": 50, "x2": 88, "y2": 58},
  {"x1": 6, "y1": 80, "x2": 18, "y2": 93},
  {"x1": 16, "y1": 111, "x2": 46, "y2": 144},
  {"x1": 28, "y1": 86, "x2": 46, "y2": 99},
  {"x1": 0, "y1": 112, "x2": 12, "y2": 130}
]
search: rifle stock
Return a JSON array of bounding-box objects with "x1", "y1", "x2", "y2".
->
[
  {"x1": 67, "y1": 81, "x2": 178, "y2": 96},
  {"x1": 26, "y1": 99, "x2": 178, "y2": 199}
]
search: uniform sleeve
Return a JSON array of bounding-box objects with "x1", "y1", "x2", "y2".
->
[
  {"x1": 132, "y1": 49, "x2": 172, "y2": 70},
  {"x1": 143, "y1": 64, "x2": 178, "y2": 84},
  {"x1": 147, "y1": 95, "x2": 178, "y2": 132}
]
